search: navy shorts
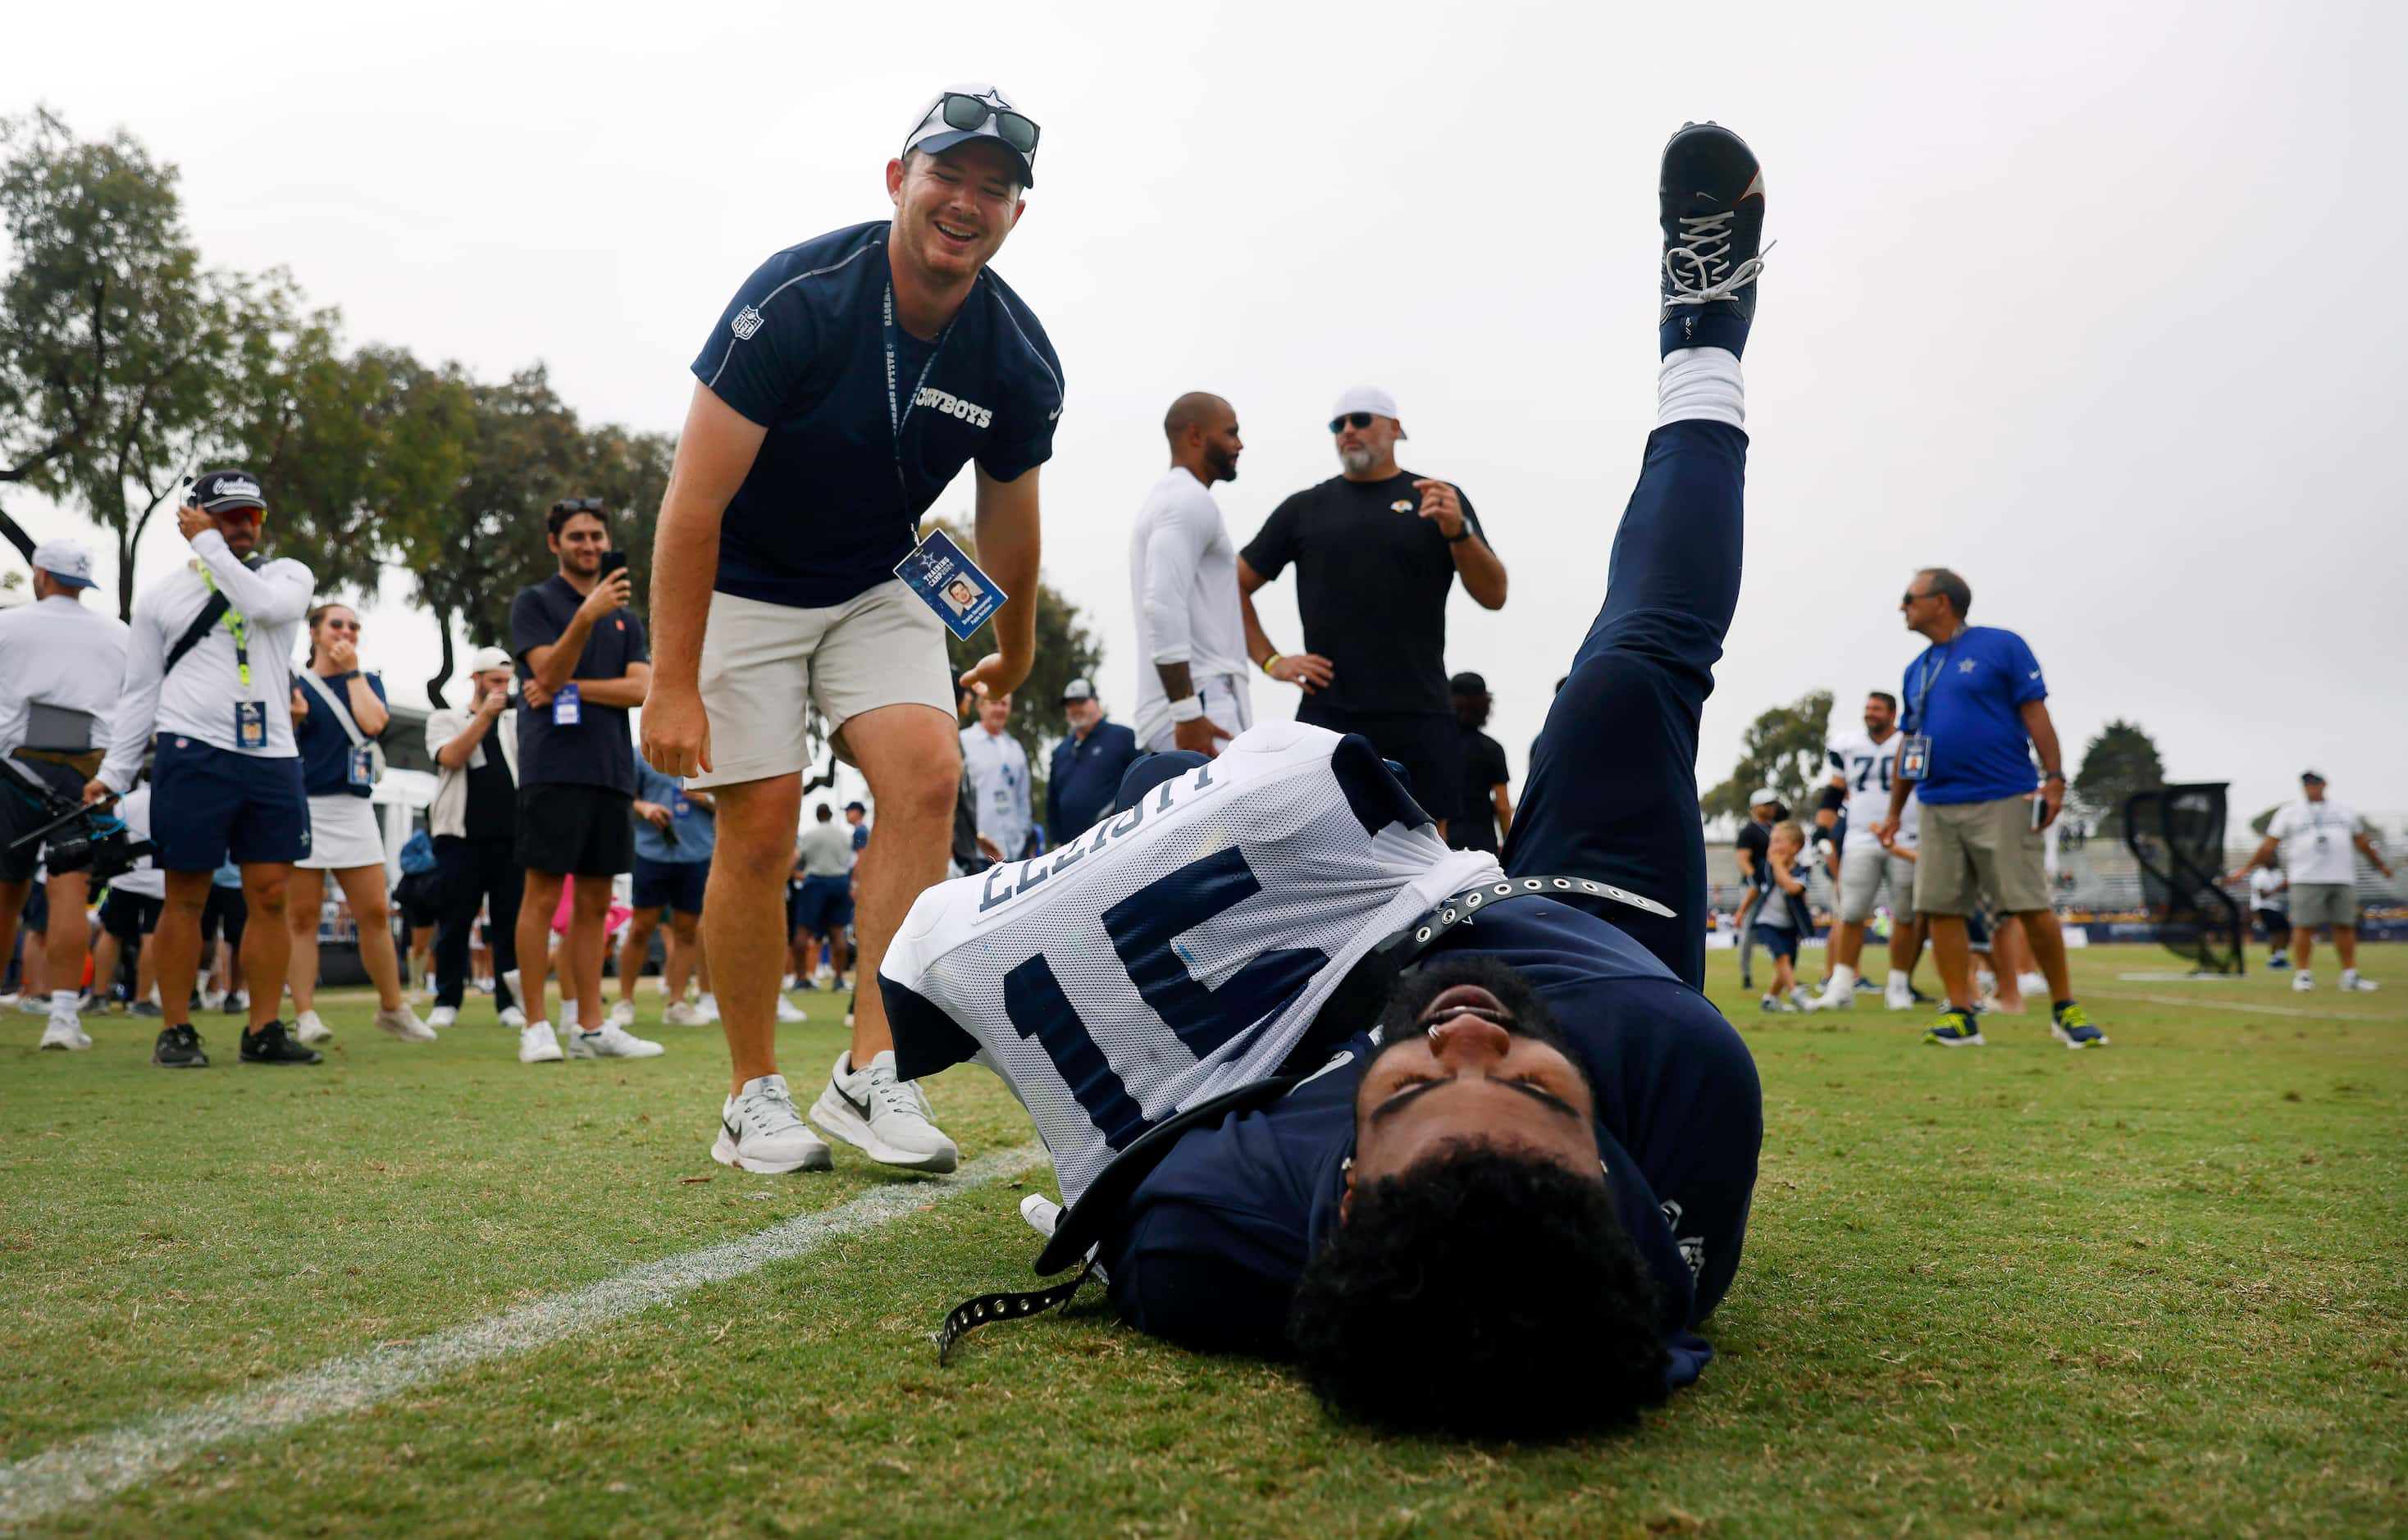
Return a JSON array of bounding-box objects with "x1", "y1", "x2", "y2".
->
[
  {"x1": 101, "y1": 888, "x2": 164, "y2": 942},
  {"x1": 632, "y1": 856, "x2": 708, "y2": 917},
  {"x1": 1753, "y1": 924, "x2": 1799, "y2": 963},
  {"x1": 150, "y1": 737, "x2": 310, "y2": 871},
  {"x1": 791, "y1": 873, "x2": 853, "y2": 937}
]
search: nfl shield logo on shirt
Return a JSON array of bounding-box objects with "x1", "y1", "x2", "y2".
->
[{"x1": 731, "y1": 305, "x2": 764, "y2": 340}]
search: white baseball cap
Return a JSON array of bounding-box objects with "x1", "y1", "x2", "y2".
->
[
  {"x1": 470, "y1": 645, "x2": 514, "y2": 674},
  {"x1": 1330, "y1": 385, "x2": 1403, "y2": 431},
  {"x1": 30, "y1": 537, "x2": 98, "y2": 590},
  {"x1": 903, "y1": 84, "x2": 1039, "y2": 187},
  {"x1": 1061, "y1": 677, "x2": 1097, "y2": 703},
  {"x1": 1749, "y1": 786, "x2": 1781, "y2": 808}
]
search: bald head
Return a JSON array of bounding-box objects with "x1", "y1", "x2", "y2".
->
[{"x1": 1163, "y1": 393, "x2": 1243, "y2": 485}]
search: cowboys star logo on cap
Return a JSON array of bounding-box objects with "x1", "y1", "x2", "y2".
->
[
  {"x1": 191, "y1": 468, "x2": 268, "y2": 513},
  {"x1": 904, "y1": 84, "x2": 1040, "y2": 188}
]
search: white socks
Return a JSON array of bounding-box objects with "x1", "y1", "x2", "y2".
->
[
  {"x1": 1825, "y1": 964, "x2": 1856, "y2": 996},
  {"x1": 50, "y1": 989, "x2": 78, "y2": 1020},
  {"x1": 1658, "y1": 347, "x2": 1744, "y2": 430},
  {"x1": 1888, "y1": 969, "x2": 1912, "y2": 991}
]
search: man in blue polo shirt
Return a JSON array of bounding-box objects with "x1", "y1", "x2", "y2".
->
[
  {"x1": 1047, "y1": 678, "x2": 1141, "y2": 841},
  {"x1": 1873, "y1": 567, "x2": 2103, "y2": 1050},
  {"x1": 641, "y1": 84, "x2": 1062, "y2": 1177}
]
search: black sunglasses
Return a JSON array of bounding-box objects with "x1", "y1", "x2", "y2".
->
[
  {"x1": 1901, "y1": 589, "x2": 1934, "y2": 604},
  {"x1": 1328, "y1": 412, "x2": 1375, "y2": 433},
  {"x1": 552, "y1": 497, "x2": 605, "y2": 515},
  {"x1": 936, "y1": 93, "x2": 1041, "y2": 155}
]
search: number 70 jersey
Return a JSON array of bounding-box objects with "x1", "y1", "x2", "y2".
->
[{"x1": 881, "y1": 722, "x2": 1504, "y2": 1204}]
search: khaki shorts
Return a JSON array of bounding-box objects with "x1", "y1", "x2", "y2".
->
[
  {"x1": 1913, "y1": 795, "x2": 2049, "y2": 915},
  {"x1": 689, "y1": 582, "x2": 956, "y2": 789},
  {"x1": 1838, "y1": 848, "x2": 1917, "y2": 924},
  {"x1": 2288, "y1": 882, "x2": 2358, "y2": 930}
]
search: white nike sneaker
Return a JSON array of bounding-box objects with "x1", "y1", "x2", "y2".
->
[
  {"x1": 374, "y1": 1005, "x2": 437, "y2": 1043},
  {"x1": 2340, "y1": 970, "x2": 2379, "y2": 992},
  {"x1": 427, "y1": 1005, "x2": 459, "y2": 1029},
  {"x1": 713, "y1": 1073, "x2": 833, "y2": 1173},
  {"x1": 567, "y1": 1023, "x2": 666, "y2": 1059},
  {"x1": 811, "y1": 1050, "x2": 960, "y2": 1173},
  {"x1": 2292, "y1": 969, "x2": 2315, "y2": 992},
  {"x1": 607, "y1": 999, "x2": 637, "y2": 1029},
  {"x1": 294, "y1": 1009, "x2": 335, "y2": 1045},
  {"x1": 775, "y1": 994, "x2": 807, "y2": 1024},
  {"x1": 662, "y1": 1000, "x2": 705, "y2": 1027},
  {"x1": 696, "y1": 994, "x2": 722, "y2": 1024},
  {"x1": 39, "y1": 1016, "x2": 92, "y2": 1050},
  {"x1": 519, "y1": 1020, "x2": 564, "y2": 1064},
  {"x1": 1810, "y1": 982, "x2": 1854, "y2": 1011},
  {"x1": 498, "y1": 1005, "x2": 528, "y2": 1029},
  {"x1": 1885, "y1": 982, "x2": 1917, "y2": 1010}
]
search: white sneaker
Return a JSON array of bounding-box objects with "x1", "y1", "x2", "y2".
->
[
  {"x1": 696, "y1": 994, "x2": 722, "y2": 1024},
  {"x1": 374, "y1": 1005, "x2": 437, "y2": 1043},
  {"x1": 712, "y1": 1073, "x2": 833, "y2": 1173},
  {"x1": 227, "y1": 990, "x2": 249, "y2": 1013},
  {"x1": 843, "y1": 1009, "x2": 855, "y2": 1029},
  {"x1": 775, "y1": 994, "x2": 807, "y2": 1024},
  {"x1": 566, "y1": 1023, "x2": 665, "y2": 1059},
  {"x1": 663, "y1": 1001, "x2": 705, "y2": 1027},
  {"x1": 1809, "y1": 982, "x2": 1854, "y2": 1011},
  {"x1": 199, "y1": 987, "x2": 226, "y2": 1011},
  {"x1": 1885, "y1": 982, "x2": 1917, "y2": 1011},
  {"x1": 781, "y1": 973, "x2": 798, "y2": 991},
  {"x1": 503, "y1": 968, "x2": 525, "y2": 1010},
  {"x1": 608, "y1": 999, "x2": 637, "y2": 1030},
  {"x1": 2292, "y1": 969, "x2": 2315, "y2": 992},
  {"x1": 294, "y1": 1009, "x2": 335, "y2": 1045},
  {"x1": 0, "y1": 991, "x2": 18, "y2": 1009},
  {"x1": 519, "y1": 1020, "x2": 564, "y2": 1064},
  {"x1": 810, "y1": 1050, "x2": 959, "y2": 1173},
  {"x1": 427, "y1": 1005, "x2": 459, "y2": 1030},
  {"x1": 499, "y1": 1005, "x2": 528, "y2": 1029},
  {"x1": 39, "y1": 1016, "x2": 92, "y2": 1050},
  {"x1": 2340, "y1": 971, "x2": 2379, "y2": 992}
]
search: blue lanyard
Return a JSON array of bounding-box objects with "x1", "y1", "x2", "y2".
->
[
  {"x1": 882, "y1": 280, "x2": 955, "y2": 518},
  {"x1": 1912, "y1": 633, "x2": 1962, "y2": 726}
]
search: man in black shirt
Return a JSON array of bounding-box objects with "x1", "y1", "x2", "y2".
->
[
  {"x1": 508, "y1": 499, "x2": 659, "y2": 1065},
  {"x1": 1444, "y1": 672, "x2": 1513, "y2": 854},
  {"x1": 1238, "y1": 386, "x2": 1507, "y2": 837},
  {"x1": 1731, "y1": 789, "x2": 1781, "y2": 991}
]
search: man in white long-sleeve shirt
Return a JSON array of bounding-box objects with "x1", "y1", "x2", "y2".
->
[
  {"x1": 0, "y1": 537, "x2": 128, "y2": 1050},
  {"x1": 87, "y1": 469, "x2": 322, "y2": 1068},
  {"x1": 1129, "y1": 393, "x2": 1255, "y2": 755}
]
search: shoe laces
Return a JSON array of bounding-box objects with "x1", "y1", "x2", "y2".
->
[
  {"x1": 860, "y1": 1058, "x2": 932, "y2": 1120},
  {"x1": 1663, "y1": 212, "x2": 1772, "y2": 305},
  {"x1": 739, "y1": 1078, "x2": 805, "y2": 1134},
  {"x1": 2055, "y1": 1003, "x2": 2093, "y2": 1029}
]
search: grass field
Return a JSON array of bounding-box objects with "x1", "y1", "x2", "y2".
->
[{"x1": 2, "y1": 946, "x2": 2403, "y2": 1538}]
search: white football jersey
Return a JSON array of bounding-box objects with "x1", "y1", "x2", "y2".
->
[
  {"x1": 2248, "y1": 866, "x2": 2287, "y2": 913},
  {"x1": 882, "y1": 722, "x2": 1503, "y2": 1204},
  {"x1": 1825, "y1": 727, "x2": 1918, "y2": 852}
]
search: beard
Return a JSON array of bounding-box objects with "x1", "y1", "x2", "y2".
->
[
  {"x1": 1371, "y1": 955, "x2": 1567, "y2": 1056},
  {"x1": 1206, "y1": 447, "x2": 1240, "y2": 483},
  {"x1": 1337, "y1": 445, "x2": 1378, "y2": 476}
]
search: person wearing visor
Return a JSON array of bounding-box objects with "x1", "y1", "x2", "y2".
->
[
  {"x1": 0, "y1": 536, "x2": 129, "y2": 1050},
  {"x1": 644, "y1": 84, "x2": 1063, "y2": 1177},
  {"x1": 884, "y1": 124, "x2": 1770, "y2": 1440},
  {"x1": 89, "y1": 469, "x2": 321, "y2": 1068},
  {"x1": 1238, "y1": 385, "x2": 1507, "y2": 841}
]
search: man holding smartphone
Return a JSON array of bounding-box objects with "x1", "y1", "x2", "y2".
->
[
  {"x1": 1872, "y1": 567, "x2": 2102, "y2": 1050},
  {"x1": 508, "y1": 497, "x2": 662, "y2": 1064}
]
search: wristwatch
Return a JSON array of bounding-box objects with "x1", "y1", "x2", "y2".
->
[
  {"x1": 2041, "y1": 770, "x2": 2066, "y2": 782},
  {"x1": 1444, "y1": 526, "x2": 1471, "y2": 544}
]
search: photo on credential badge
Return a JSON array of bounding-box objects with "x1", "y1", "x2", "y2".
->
[{"x1": 896, "y1": 529, "x2": 1006, "y2": 641}]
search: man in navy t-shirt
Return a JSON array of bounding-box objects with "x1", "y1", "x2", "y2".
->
[
  {"x1": 640, "y1": 84, "x2": 1062, "y2": 1180},
  {"x1": 1874, "y1": 567, "x2": 2103, "y2": 1050}
]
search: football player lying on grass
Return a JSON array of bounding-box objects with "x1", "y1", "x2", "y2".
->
[{"x1": 880, "y1": 122, "x2": 1771, "y2": 1441}]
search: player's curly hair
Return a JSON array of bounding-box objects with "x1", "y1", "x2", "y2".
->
[{"x1": 1288, "y1": 1143, "x2": 1671, "y2": 1441}]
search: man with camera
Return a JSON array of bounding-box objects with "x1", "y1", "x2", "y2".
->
[
  {"x1": 508, "y1": 497, "x2": 660, "y2": 1064},
  {"x1": 0, "y1": 537, "x2": 130, "y2": 1050},
  {"x1": 425, "y1": 646, "x2": 528, "y2": 1031},
  {"x1": 89, "y1": 471, "x2": 320, "y2": 1068}
]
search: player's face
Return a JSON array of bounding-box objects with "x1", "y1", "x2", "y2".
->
[
  {"x1": 550, "y1": 513, "x2": 609, "y2": 575},
  {"x1": 1202, "y1": 406, "x2": 1243, "y2": 484},
  {"x1": 1863, "y1": 696, "x2": 1895, "y2": 734},
  {"x1": 1348, "y1": 959, "x2": 1602, "y2": 1197},
  {"x1": 888, "y1": 144, "x2": 1025, "y2": 285}
]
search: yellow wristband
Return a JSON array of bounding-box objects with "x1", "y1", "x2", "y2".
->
[{"x1": 1261, "y1": 652, "x2": 1283, "y2": 677}]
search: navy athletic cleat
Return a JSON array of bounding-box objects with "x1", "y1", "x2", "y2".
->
[
  {"x1": 1659, "y1": 121, "x2": 1767, "y2": 358},
  {"x1": 1923, "y1": 1009, "x2": 1985, "y2": 1048}
]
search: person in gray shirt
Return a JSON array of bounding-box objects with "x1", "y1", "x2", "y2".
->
[{"x1": 791, "y1": 804, "x2": 856, "y2": 987}]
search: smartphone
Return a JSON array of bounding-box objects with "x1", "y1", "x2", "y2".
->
[{"x1": 598, "y1": 551, "x2": 628, "y2": 581}]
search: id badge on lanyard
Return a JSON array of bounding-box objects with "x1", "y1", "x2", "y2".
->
[
  {"x1": 347, "y1": 744, "x2": 376, "y2": 789},
  {"x1": 553, "y1": 681, "x2": 581, "y2": 727},
  {"x1": 1897, "y1": 734, "x2": 1932, "y2": 782},
  {"x1": 880, "y1": 283, "x2": 1009, "y2": 641},
  {"x1": 235, "y1": 701, "x2": 267, "y2": 750}
]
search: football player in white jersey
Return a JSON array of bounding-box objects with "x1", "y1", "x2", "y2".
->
[
  {"x1": 1811, "y1": 690, "x2": 1924, "y2": 1010},
  {"x1": 877, "y1": 124, "x2": 1769, "y2": 1441}
]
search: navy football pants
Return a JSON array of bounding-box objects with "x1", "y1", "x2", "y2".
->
[{"x1": 1502, "y1": 418, "x2": 1746, "y2": 991}]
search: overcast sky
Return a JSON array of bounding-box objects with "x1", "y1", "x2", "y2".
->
[{"x1": 7, "y1": 0, "x2": 2404, "y2": 833}]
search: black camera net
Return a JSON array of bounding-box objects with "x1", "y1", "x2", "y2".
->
[{"x1": 2123, "y1": 784, "x2": 2242, "y2": 975}]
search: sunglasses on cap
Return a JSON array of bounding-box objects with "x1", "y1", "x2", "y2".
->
[
  {"x1": 552, "y1": 497, "x2": 606, "y2": 516},
  {"x1": 1328, "y1": 412, "x2": 1376, "y2": 434},
  {"x1": 930, "y1": 92, "x2": 1041, "y2": 155}
]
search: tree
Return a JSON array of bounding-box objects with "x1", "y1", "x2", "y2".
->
[
  {"x1": 2072, "y1": 720, "x2": 2165, "y2": 837},
  {"x1": 1699, "y1": 690, "x2": 1834, "y2": 826},
  {"x1": 0, "y1": 107, "x2": 238, "y2": 601},
  {"x1": 931, "y1": 515, "x2": 1104, "y2": 819}
]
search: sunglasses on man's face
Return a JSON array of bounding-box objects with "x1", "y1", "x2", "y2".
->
[
  {"x1": 934, "y1": 93, "x2": 1041, "y2": 154},
  {"x1": 1329, "y1": 412, "x2": 1375, "y2": 434},
  {"x1": 1901, "y1": 590, "x2": 1934, "y2": 605}
]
